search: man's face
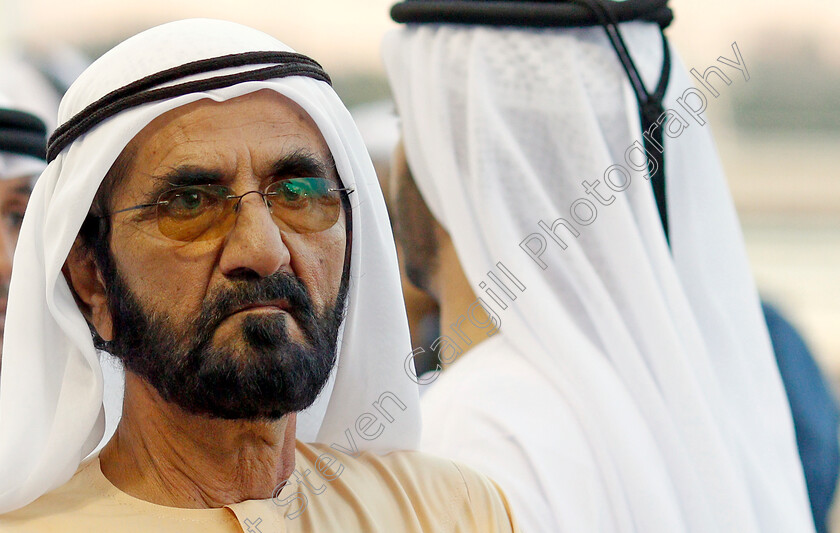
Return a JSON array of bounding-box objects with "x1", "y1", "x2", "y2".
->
[
  {"x1": 91, "y1": 90, "x2": 349, "y2": 420},
  {"x1": 0, "y1": 175, "x2": 33, "y2": 354},
  {"x1": 389, "y1": 141, "x2": 439, "y2": 296}
]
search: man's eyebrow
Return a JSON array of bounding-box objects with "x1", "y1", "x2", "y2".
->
[
  {"x1": 153, "y1": 166, "x2": 227, "y2": 188},
  {"x1": 270, "y1": 150, "x2": 333, "y2": 179}
]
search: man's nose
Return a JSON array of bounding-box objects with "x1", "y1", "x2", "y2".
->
[{"x1": 218, "y1": 194, "x2": 291, "y2": 279}]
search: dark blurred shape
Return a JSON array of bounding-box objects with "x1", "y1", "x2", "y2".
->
[
  {"x1": 0, "y1": 109, "x2": 47, "y2": 160},
  {"x1": 763, "y1": 302, "x2": 840, "y2": 533}
]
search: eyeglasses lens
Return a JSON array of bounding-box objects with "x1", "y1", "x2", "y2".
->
[{"x1": 155, "y1": 178, "x2": 343, "y2": 242}]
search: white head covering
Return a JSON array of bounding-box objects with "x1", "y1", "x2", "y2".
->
[
  {"x1": 384, "y1": 22, "x2": 814, "y2": 533},
  {"x1": 0, "y1": 57, "x2": 59, "y2": 180},
  {"x1": 0, "y1": 18, "x2": 419, "y2": 513}
]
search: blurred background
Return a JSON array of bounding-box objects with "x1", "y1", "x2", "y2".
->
[{"x1": 0, "y1": 0, "x2": 837, "y2": 381}]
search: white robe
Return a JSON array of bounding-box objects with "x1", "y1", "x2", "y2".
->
[{"x1": 421, "y1": 334, "x2": 613, "y2": 532}]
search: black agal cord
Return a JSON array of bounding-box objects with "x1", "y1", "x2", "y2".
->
[
  {"x1": 392, "y1": 0, "x2": 672, "y2": 27},
  {"x1": 570, "y1": 0, "x2": 672, "y2": 244},
  {"x1": 0, "y1": 108, "x2": 48, "y2": 161},
  {"x1": 47, "y1": 51, "x2": 332, "y2": 163},
  {"x1": 391, "y1": 0, "x2": 674, "y2": 245}
]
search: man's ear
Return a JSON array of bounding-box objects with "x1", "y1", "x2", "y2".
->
[{"x1": 62, "y1": 239, "x2": 114, "y2": 342}]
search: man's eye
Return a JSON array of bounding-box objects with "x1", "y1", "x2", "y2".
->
[
  {"x1": 174, "y1": 191, "x2": 204, "y2": 209},
  {"x1": 277, "y1": 182, "x2": 310, "y2": 204},
  {"x1": 162, "y1": 188, "x2": 218, "y2": 217}
]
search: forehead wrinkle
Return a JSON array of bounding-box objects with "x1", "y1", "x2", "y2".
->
[
  {"x1": 141, "y1": 104, "x2": 235, "y2": 165},
  {"x1": 245, "y1": 127, "x2": 331, "y2": 180},
  {"x1": 155, "y1": 117, "x2": 298, "y2": 176},
  {"x1": 127, "y1": 91, "x2": 336, "y2": 195},
  {"x1": 142, "y1": 138, "x2": 233, "y2": 189}
]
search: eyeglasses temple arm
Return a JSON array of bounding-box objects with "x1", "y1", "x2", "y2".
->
[{"x1": 100, "y1": 201, "x2": 167, "y2": 217}]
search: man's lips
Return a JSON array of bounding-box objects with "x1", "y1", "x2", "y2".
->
[{"x1": 226, "y1": 300, "x2": 291, "y2": 319}]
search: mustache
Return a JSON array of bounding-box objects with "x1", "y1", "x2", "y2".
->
[{"x1": 194, "y1": 272, "x2": 315, "y2": 338}]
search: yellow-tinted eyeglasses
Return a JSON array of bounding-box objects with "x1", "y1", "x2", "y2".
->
[{"x1": 104, "y1": 177, "x2": 354, "y2": 242}]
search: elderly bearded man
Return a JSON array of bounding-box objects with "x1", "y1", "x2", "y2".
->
[{"x1": 0, "y1": 20, "x2": 518, "y2": 532}]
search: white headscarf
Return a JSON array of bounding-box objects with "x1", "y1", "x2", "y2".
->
[
  {"x1": 384, "y1": 23, "x2": 815, "y2": 533},
  {"x1": 0, "y1": 18, "x2": 420, "y2": 513},
  {"x1": 0, "y1": 57, "x2": 59, "y2": 180}
]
